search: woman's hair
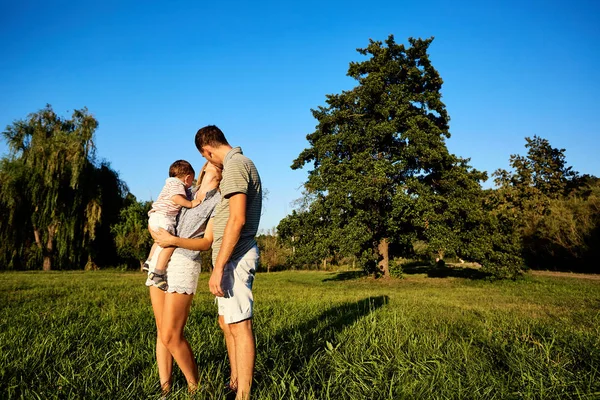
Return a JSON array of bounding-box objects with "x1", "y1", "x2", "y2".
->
[{"x1": 197, "y1": 161, "x2": 222, "y2": 190}]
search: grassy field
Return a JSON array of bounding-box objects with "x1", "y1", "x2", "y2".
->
[{"x1": 1, "y1": 268, "x2": 599, "y2": 399}]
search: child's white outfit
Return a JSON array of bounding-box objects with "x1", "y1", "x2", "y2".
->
[{"x1": 146, "y1": 177, "x2": 191, "y2": 282}]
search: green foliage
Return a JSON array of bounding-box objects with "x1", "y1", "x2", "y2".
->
[
  {"x1": 0, "y1": 105, "x2": 128, "y2": 270},
  {"x1": 256, "y1": 228, "x2": 290, "y2": 272},
  {"x1": 522, "y1": 181, "x2": 600, "y2": 272},
  {"x1": 388, "y1": 257, "x2": 404, "y2": 278},
  {"x1": 111, "y1": 194, "x2": 153, "y2": 269},
  {"x1": 494, "y1": 136, "x2": 578, "y2": 199},
  {"x1": 1, "y1": 270, "x2": 599, "y2": 398},
  {"x1": 492, "y1": 136, "x2": 598, "y2": 273},
  {"x1": 278, "y1": 208, "x2": 338, "y2": 270},
  {"x1": 287, "y1": 35, "x2": 488, "y2": 277}
]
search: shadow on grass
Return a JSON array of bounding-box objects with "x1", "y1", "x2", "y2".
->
[
  {"x1": 321, "y1": 270, "x2": 367, "y2": 282},
  {"x1": 403, "y1": 261, "x2": 491, "y2": 280},
  {"x1": 256, "y1": 295, "x2": 389, "y2": 385}
]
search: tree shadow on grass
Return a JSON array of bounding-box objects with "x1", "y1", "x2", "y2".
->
[
  {"x1": 255, "y1": 295, "x2": 389, "y2": 388},
  {"x1": 403, "y1": 261, "x2": 491, "y2": 280},
  {"x1": 321, "y1": 270, "x2": 367, "y2": 282}
]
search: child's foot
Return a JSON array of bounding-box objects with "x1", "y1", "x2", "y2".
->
[{"x1": 149, "y1": 272, "x2": 168, "y2": 291}]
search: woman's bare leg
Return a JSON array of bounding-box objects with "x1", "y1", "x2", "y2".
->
[
  {"x1": 160, "y1": 292, "x2": 199, "y2": 389},
  {"x1": 149, "y1": 286, "x2": 173, "y2": 393}
]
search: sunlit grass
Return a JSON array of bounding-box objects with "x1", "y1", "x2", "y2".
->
[{"x1": 1, "y1": 269, "x2": 599, "y2": 399}]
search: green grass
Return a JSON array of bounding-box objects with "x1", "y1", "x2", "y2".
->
[{"x1": 1, "y1": 269, "x2": 599, "y2": 399}]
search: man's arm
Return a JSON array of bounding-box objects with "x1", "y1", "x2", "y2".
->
[
  {"x1": 209, "y1": 192, "x2": 246, "y2": 297},
  {"x1": 151, "y1": 219, "x2": 214, "y2": 251},
  {"x1": 172, "y1": 194, "x2": 201, "y2": 209}
]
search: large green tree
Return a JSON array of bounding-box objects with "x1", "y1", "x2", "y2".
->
[
  {"x1": 0, "y1": 105, "x2": 127, "y2": 270},
  {"x1": 289, "y1": 36, "x2": 487, "y2": 277}
]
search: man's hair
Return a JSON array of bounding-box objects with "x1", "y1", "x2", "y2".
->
[
  {"x1": 169, "y1": 160, "x2": 195, "y2": 178},
  {"x1": 195, "y1": 125, "x2": 229, "y2": 151}
]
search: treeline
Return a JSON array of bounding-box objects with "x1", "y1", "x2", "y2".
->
[
  {"x1": 0, "y1": 105, "x2": 152, "y2": 271},
  {"x1": 271, "y1": 136, "x2": 599, "y2": 276},
  {"x1": 272, "y1": 36, "x2": 599, "y2": 278},
  {"x1": 1, "y1": 36, "x2": 598, "y2": 277}
]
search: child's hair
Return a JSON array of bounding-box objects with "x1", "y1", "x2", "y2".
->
[{"x1": 169, "y1": 160, "x2": 195, "y2": 178}]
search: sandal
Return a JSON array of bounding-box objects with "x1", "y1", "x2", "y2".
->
[{"x1": 149, "y1": 272, "x2": 169, "y2": 291}]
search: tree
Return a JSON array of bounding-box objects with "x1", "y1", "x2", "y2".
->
[
  {"x1": 111, "y1": 195, "x2": 153, "y2": 269},
  {"x1": 0, "y1": 105, "x2": 126, "y2": 270},
  {"x1": 291, "y1": 35, "x2": 487, "y2": 277},
  {"x1": 256, "y1": 228, "x2": 290, "y2": 272},
  {"x1": 495, "y1": 136, "x2": 578, "y2": 199},
  {"x1": 490, "y1": 136, "x2": 600, "y2": 272}
]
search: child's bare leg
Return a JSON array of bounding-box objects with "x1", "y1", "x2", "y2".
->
[
  {"x1": 143, "y1": 243, "x2": 159, "y2": 272},
  {"x1": 150, "y1": 246, "x2": 176, "y2": 291},
  {"x1": 154, "y1": 246, "x2": 175, "y2": 275},
  {"x1": 148, "y1": 243, "x2": 159, "y2": 261}
]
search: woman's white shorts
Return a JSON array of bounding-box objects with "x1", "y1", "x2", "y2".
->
[{"x1": 146, "y1": 249, "x2": 201, "y2": 295}]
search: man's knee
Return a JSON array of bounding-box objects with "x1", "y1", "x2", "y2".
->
[
  {"x1": 227, "y1": 318, "x2": 253, "y2": 338},
  {"x1": 218, "y1": 315, "x2": 228, "y2": 331}
]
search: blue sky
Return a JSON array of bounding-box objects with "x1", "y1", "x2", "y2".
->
[{"x1": 1, "y1": 0, "x2": 599, "y2": 231}]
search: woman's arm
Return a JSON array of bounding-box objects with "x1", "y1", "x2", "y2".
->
[{"x1": 151, "y1": 219, "x2": 214, "y2": 251}]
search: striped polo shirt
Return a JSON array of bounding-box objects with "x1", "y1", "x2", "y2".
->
[{"x1": 212, "y1": 147, "x2": 262, "y2": 264}]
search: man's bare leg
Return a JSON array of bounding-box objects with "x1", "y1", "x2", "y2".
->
[
  {"x1": 219, "y1": 316, "x2": 238, "y2": 390},
  {"x1": 228, "y1": 319, "x2": 255, "y2": 400}
]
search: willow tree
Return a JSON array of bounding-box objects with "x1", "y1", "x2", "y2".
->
[
  {"x1": 291, "y1": 36, "x2": 487, "y2": 277},
  {"x1": 0, "y1": 105, "x2": 123, "y2": 270}
]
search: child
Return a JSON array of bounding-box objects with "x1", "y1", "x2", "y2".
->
[{"x1": 145, "y1": 160, "x2": 201, "y2": 290}]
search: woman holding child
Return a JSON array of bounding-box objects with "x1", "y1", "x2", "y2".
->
[{"x1": 146, "y1": 161, "x2": 221, "y2": 395}]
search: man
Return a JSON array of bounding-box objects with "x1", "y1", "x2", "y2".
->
[{"x1": 195, "y1": 125, "x2": 261, "y2": 400}]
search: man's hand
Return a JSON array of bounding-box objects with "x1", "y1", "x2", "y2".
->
[
  {"x1": 152, "y1": 228, "x2": 176, "y2": 248},
  {"x1": 209, "y1": 268, "x2": 224, "y2": 297}
]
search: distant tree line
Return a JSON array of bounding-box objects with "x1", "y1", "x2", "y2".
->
[{"x1": 1, "y1": 36, "x2": 598, "y2": 278}]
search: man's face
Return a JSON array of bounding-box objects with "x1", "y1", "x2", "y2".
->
[{"x1": 200, "y1": 146, "x2": 223, "y2": 169}]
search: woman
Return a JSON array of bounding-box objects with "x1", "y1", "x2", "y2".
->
[{"x1": 147, "y1": 162, "x2": 221, "y2": 395}]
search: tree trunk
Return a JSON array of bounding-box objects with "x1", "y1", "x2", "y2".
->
[
  {"x1": 378, "y1": 238, "x2": 390, "y2": 278},
  {"x1": 42, "y1": 256, "x2": 52, "y2": 271},
  {"x1": 34, "y1": 227, "x2": 53, "y2": 271}
]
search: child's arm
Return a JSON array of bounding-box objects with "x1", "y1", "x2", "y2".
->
[{"x1": 172, "y1": 194, "x2": 201, "y2": 208}]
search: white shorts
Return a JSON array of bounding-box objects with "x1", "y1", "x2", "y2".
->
[
  {"x1": 148, "y1": 212, "x2": 177, "y2": 234},
  {"x1": 146, "y1": 251, "x2": 201, "y2": 294},
  {"x1": 217, "y1": 245, "x2": 259, "y2": 324}
]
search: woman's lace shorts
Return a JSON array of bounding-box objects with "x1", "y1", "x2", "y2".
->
[{"x1": 145, "y1": 250, "x2": 201, "y2": 295}]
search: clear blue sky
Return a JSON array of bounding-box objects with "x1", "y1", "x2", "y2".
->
[{"x1": 1, "y1": 0, "x2": 599, "y2": 231}]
